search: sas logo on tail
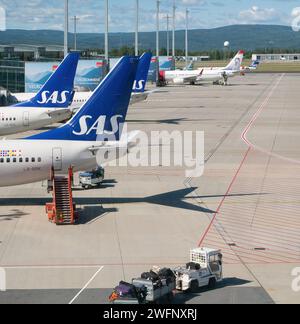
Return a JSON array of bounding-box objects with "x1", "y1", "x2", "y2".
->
[
  {"x1": 73, "y1": 115, "x2": 123, "y2": 136},
  {"x1": 37, "y1": 91, "x2": 71, "y2": 104},
  {"x1": 133, "y1": 80, "x2": 145, "y2": 91}
]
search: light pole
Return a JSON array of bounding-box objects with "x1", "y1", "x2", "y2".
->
[
  {"x1": 185, "y1": 8, "x2": 189, "y2": 68},
  {"x1": 163, "y1": 14, "x2": 171, "y2": 56},
  {"x1": 105, "y1": 0, "x2": 109, "y2": 63},
  {"x1": 135, "y1": 0, "x2": 139, "y2": 56},
  {"x1": 156, "y1": 0, "x2": 160, "y2": 58},
  {"x1": 172, "y1": 0, "x2": 176, "y2": 58},
  {"x1": 64, "y1": 0, "x2": 69, "y2": 57},
  {"x1": 71, "y1": 16, "x2": 80, "y2": 51}
]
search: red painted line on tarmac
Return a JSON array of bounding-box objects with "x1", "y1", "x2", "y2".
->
[
  {"x1": 203, "y1": 237, "x2": 289, "y2": 264},
  {"x1": 241, "y1": 73, "x2": 300, "y2": 165},
  {"x1": 211, "y1": 222, "x2": 300, "y2": 249},
  {"x1": 197, "y1": 74, "x2": 298, "y2": 258},
  {"x1": 241, "y1": 74, "x2": 284, "y2": 146},
  {"x1": 198, "y1": 147, "x2": 252, "y2": 247},
  {"x1": 217, "y1": 213, "x2": 300, "y2": 233}
]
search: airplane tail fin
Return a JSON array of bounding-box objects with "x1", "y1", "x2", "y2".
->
[
  {"x1": 15, "y1": 52, "x2": 79, "y2": 108},
  {"x1": 26, "y1": 56, "x2": 139, "y2": 142},
  {"x1": 133, "y1": 52, "x2": 152, "y2": 93},
  {"x1": 184, "y1": 61, "x2": 194, "y2": 71},
  {"x1": 225, "y1": 50, "x2": 244, "y2": 71},
  {"x1": 250, "y1": 60, "x2": 260, "y2": 68}
]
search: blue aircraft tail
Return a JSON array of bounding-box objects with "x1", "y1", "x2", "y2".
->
[
  {"x1": 132, "y1": 52, "x2": 152, "y2": 93},
  {"x1": 26, "y1": 56, "x2": 139, "y2": 142},
  {"x1": 15, "y1": 52, "x2": 79, "y2": 108},
  {"x1": 250, "y1": 60, "x2": 260, "y2": 68}
]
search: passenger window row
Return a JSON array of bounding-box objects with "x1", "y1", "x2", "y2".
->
[
  {"x1": 0, "y1": 157, "x2": 42, "y2": 163},
  {"x1": 1, "y1": 118, "x2": 17, "y2": 121}
]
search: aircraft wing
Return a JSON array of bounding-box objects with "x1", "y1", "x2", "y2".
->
[
  {"x1": 88, "y1": 130, "x2": 141, "y2": 155},
  {"x1": 178, "y1": 69, "x2": 204, "y2": 83},
  {"x1": 130, "y1": 92, "x2": 149, "y2": 105},
  {"x1": 47, "y1": 108, "x2": 72, "y2": 118},
  {"x1": 130, "y1": 88, "x2": 166, "y2": 105}
]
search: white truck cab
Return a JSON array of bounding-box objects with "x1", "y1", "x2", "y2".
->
[
  {"x1": 174, "y1": 247, "x2": 223, "y2": 292},
  {"x1": 79, "y1": 167, "x2": 105, "y2": 189}
]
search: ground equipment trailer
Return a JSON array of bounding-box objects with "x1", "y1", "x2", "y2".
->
[
  {"x1": 132, "y1": 278, "x2": 175, "y2": 304},
  {"x1": 174, "y1": 248, "x2": 223, "y2": 292},
  {"x1": 110, "y1": 267, "x2": 176, "y2": 304},
  {"x1": 111, "y1": 279, "x2": 175, "y2": 305},
  {"x1": 79, "y1": 167, "x2": 105, "y2": 189}
]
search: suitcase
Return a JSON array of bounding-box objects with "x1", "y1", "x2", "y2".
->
[{"x1": 115, "y1": 282, "x2": 136, "y2": 297}]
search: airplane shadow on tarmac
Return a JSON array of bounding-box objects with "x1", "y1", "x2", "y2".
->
[
  {"x1": 0, "y1": 188, "x2": 268, "y2": 224},
  {"x1": 0, "y1": 209, "x2": 29, "y2": 222},
  {"x1": 126, "y1": 118, "x2": 208, "y2": 125}
]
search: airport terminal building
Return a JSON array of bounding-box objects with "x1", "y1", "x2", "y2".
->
[
  {"x1": 252, "y1": 53, "x2": 300, "y2": 62},
  {"x1": 0, "y1": 59, "x2": 24, "y2": 93},
  {"x1": 0, "y1": 44, "x2": 65, "y2": 94}
]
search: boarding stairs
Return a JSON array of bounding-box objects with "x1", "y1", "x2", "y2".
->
[{"x1": 46, "y1": 167, "x2": 78, "y2": 225}]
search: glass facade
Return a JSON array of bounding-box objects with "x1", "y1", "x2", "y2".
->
[{"x1": 0, "y1": 60, "x2": 25, "y2": 93}]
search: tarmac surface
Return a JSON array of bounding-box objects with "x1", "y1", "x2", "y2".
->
[{"x1": 0, "y1": 73, "x2": 300, "y2": 304}]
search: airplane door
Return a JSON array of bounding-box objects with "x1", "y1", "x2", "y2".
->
[
  {"x1": 23, "y1": 111, "x2": 29, "y2": 126},
  {"x1": 52, "y1": 148, "x2": 63, "y2": 171}
]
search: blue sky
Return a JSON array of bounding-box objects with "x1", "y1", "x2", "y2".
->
[{"x1": 0, "y1": 0, "x2": 299, "y2": 32}]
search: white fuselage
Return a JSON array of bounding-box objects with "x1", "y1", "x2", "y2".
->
[
  {"x1": 0, "y1": 107, "x2": 72, "y2": 136},
  {"x1": 0, "y1": 140, "x2": 109, "y2": 187},
  {"x1": 0, "y1": 92, "x2": 148, "y2": 137},
  {"x1": 13, "y1": 91, "x2": 148, "y2": 109},
  {"x1": 164, "y1": 68, "x2": 237, "y2": 84}
]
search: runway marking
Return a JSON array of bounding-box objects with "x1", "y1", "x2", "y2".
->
[
  {"x1": 3, "y1": 265, "x2": 103, "y2": 270},
  {"x1": 241, "y1": 73, "x2": 300, "y2": 165},
  {"x1": 198, "y1": 147, "x2": 252, "y2": 246},
  {"x1": 241, "y1": 74, "x2": 284, "y2": 146},
  {"x1": 69, "y1": 266, "x2": 104, "y2": 305},
  {"x1": 197, "y1": 74, "x2": 300, "y2": 264}
]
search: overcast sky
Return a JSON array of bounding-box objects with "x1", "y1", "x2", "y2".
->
[{"x1": 0, "y1": 0, "x2": 299, "y2": 33}]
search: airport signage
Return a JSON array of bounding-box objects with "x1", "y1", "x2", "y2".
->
[{"x1": 25, "y1": 59, "x2": 107, "y2": 93}]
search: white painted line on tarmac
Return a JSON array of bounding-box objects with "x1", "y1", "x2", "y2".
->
[
  {"x1": 241, "y1": 73, "x2": 300, "y2": 165},
  {"x1": 3, "y1": 265, "x2": 103, "y2": 270},
  {"x1": 69, "y1": 266, "x2": 104, "y2": 305}
]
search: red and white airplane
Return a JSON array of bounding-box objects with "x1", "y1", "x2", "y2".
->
[{"x1": 160, "y1": 50, "x2": 245, "y2": 85}]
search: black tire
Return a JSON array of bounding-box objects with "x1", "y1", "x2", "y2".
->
[
  {"x1": 166, "y1": 292, "x2": 173, "y2": 303},
  {"x1": 208, "y1": 278, "x2": 216, "y2": 289},
  {"x1": 190, "y1": 280, "x2": 199, "y2": 293}
]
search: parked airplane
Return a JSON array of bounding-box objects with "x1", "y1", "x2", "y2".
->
[
  {"x1": 241, "y1": 60, "x2": 260, "y2": 72},
  {"x1": 160, "y1": 50, "x2": 244, "y2": 85},
  {"x1": 0, "y1": 52, "x2": 79, "y2": 136},
  {"x1": 0, "y1": 56, "x2": 139, "y2": 187},
  {"x1": 13, "y1": 52, "x2": 153, "y2": 109}
]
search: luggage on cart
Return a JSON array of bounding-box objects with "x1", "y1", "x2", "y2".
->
[
  {"x1": 110, "y1": 281, "x2": 147, "y2": 304},
  {"x1": 141, "y1": 271, "x2": 160, "y2": 282},
  {"x1": 158, "y1": 268, "x2": 176, "y2": 283},
  {"x1": 151, "y1": 266, "x2": 161, "y2": 274},
  {"x1": 115, "y1": 281, "x2": 137, "y2": 298}
]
